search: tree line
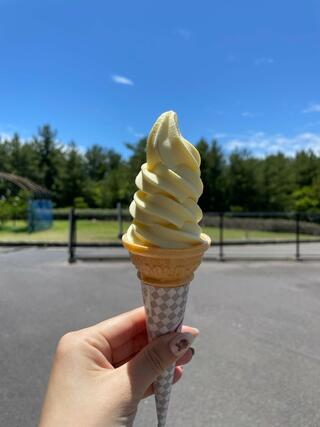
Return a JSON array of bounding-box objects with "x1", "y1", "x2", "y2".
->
[{"x1": 0, "y1": 124, "x2": 320, "y2": 213}]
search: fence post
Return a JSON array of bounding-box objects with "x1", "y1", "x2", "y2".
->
[
  {"x1": 68, "y1": 207, "x2": 76, "y2": 263},
  {"x1": 295, "y1": 212, "x2": 300, "y2": 261},
  {"x1": 117, "y1": 202, "x2": 123, "y2": 239},
  {"x1": 27, "y1": 199, "x2": 33, "y2": 233},
  {"x1": 219, "y1": 212, "x2": 224, "y2": 261}
]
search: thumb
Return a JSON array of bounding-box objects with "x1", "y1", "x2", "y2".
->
[{"x1": 120, "y1": 332, "x2": 196, "y2": 397}]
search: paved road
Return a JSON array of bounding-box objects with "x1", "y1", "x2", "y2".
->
[{"x1": 1, "y1": 248, "x2": 320, "y2": 426}]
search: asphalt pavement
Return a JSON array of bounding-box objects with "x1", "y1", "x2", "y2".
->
[{"x1": 1, "y1": 247, "x2": 320, "y2": 426}]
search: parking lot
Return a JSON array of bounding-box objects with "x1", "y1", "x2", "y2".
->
[{"x1": 1, "y1": 247, "x2": 320, "y2": 426}]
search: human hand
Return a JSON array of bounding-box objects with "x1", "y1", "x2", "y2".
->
[{"x1": 39, "y1": 307, "x2": 198, "y2": 427}]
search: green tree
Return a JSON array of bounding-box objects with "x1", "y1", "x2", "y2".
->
[
  {"x1": 197, "y1": 139, "x2": 226, "y2": 211},
  {"x1": 293, "y1": 150, "x2": 318, "y2": 188},
  {"x1": 226, "y1": 150, "x2": 260, "y2": 211},
  {"x1": 125, "y1": 138, "x2": 147, "y2": 196},
  {"x1": 74, "y1": 196, "x2": 89, "y2": 209},
  {"x1": 3, "y1": 123, "x2": 320, "y2": 213},
  {"x1": 8, "y1": 135, "x2": 41, "y2": 182},
  {"x1": 60, "y1": 142, "x2": 87, "y2": 206},
  {"x1": 0, "y1": 197, "x2": 11, "y2": 226},
  {"x1": 85, "y1": 145, "x2": 107, "y2": 181},
  {"x1": 92, "y1": 162, "x2": 131, "y2": 208},
  {"x1": 261, "y1": 153, "x2": 295, "y2": 211},
  {"x1": 85, "y1": 146, "x2": 122, "y2": 180},
  {"x1": 84, "y1": 145, "x2": 128, "y2": 208},
  {"x1": 291, "y1": 186, "x2": 320, "y2": 212},
  {"x1": 34, "y1": 125, "x2": 62, "y2": 191},
  {"x1": 0, "y1": 136, "x2": 11, "y2": 173},
  {"x1": 7, "y1": 134, "x2": 24, "y2": 173}
]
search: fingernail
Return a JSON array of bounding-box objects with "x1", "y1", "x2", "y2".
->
[
  {"x1": 169, "y1": 333, "x2": 196, "y2": 357},
  {"x1": 192, "y1": 328, "x2": 200, "y2": 336}
]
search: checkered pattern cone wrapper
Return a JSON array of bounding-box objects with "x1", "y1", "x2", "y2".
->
[
  {"x1": 122, "y1": 233, "x2": 210, "y2": 427},
  {"x1": 141, "y1": 282, "x2": 190, "y2": 427}
]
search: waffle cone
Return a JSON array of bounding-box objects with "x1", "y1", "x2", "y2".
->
[
  {"x1": 122, "y1": 233, "x2": 211, "y2": 288},
  {"x1": 122, "y1": 233, "x2": 210, "y2": 426}
]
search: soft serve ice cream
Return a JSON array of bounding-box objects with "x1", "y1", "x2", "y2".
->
[
  {"x1": 123, "y1": 111, "x2": 210, "y2": 426},
  {"x1": 126, "y1": 111, "x2": 205, "y2": 248}
]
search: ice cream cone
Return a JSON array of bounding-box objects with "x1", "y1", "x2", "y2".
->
[{"x1": 123, "y1": 233, "x2": 210, "y2": 426}]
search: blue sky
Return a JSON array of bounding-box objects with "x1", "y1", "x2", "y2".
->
[{"x1": 1, "y1": 0, "x2": 320, "y2": 157}]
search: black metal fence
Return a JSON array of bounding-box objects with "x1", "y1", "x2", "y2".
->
[
  {"x1": 202, "y1": 211, "x2": 320, "y2": 261},
  {"x1": 68, "y1": 207, "x2": 320, "y2": 263}
]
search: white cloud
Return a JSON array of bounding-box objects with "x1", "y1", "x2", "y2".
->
[
  {"x1": 77, "y1": 145, "x2": 87, "y2": 155},
  {"x1": 302, "y1": 103, "x2": 320, "y2": 113},
  {"x1": 175, "y1": 28, "x2": 191, "y2": 40},
  {"x1": 111, "y1": 74, "x2": 134, "y2": 86},
  {"x1": 0, "y1": 123, "x2": 32, "y2": 142},
  {"x1": 225, "y1": 131, "x2": 320, "y2": 156},
  {"x1": 213, "y1": 132, "x2": 228, "y2": 139},
  {"x1": 127, "y1": 126, "x2": 144, "y2": 139},
  {"x1": 0, "y1": 132, "x2": 31, "y2": 145},
  {"x1": 254, "y1": 57, "x2": 275, "y2": 66},
  {"x1": 0, "y1": 123, "x2": 18, "y2": 141},
  {"x1": 0, "y1": 131, "x2": 30, "y2": 143},
  {"x1": 0, "y1": 132, "x2": 13, "y2": 141},
  {"x1": 241, "y1": 111, "x2": 256, "y2": 118}
]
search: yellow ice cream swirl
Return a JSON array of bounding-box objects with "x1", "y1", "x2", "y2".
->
[{"x1": 127, "y1": 111, "x2": 204, "y2": 248}]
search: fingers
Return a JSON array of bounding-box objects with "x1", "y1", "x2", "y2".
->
[
  {"x1": 119, "y1": 331, "x2": 197, "y2": 398},
  {"x1": 95, "y1": 306, "x2": 198, "y2": 355},
  {"x1": 114, "y1": 343, "x2": 195, "y2": 369},
  {"x1": 176, "y1": 347, "x2": 194, "y2": 366},
  {"x1": 173, "y1": 366, "x2": 184, "y2": 385},
  {"x1": 181, "y1": 325, "x2": 199, "y2": 335},
  {"x1": 91, "y1": 305, "x2": 199, "y2": 367},
  {"x1": 111, "y1": 326, "x2": 199, "y2": 365},
  {"x1": 95, "y1": 307, "x2": 146, "y2": 350},
  {"x1": 112, "y1": 332, "x2": 148, "y2": 366}
]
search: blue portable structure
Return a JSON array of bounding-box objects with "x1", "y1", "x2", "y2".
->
[
  {"x1": 0, "y1": 172, "x2": 52, "y2": 232},
  {"x1": 28, "y1": 199, "x2": 53, "y2": 232}
]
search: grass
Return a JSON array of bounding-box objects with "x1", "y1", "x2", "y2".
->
[
  {"x1": 0, "y1": 219, "x2": 317, "y2": 243},
  {"x1": 0, "y1": 220, "x2": 128, "y2": 242},
  {"x1": 202, "y1": 226, "x2": 314, "y2": 242}
]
